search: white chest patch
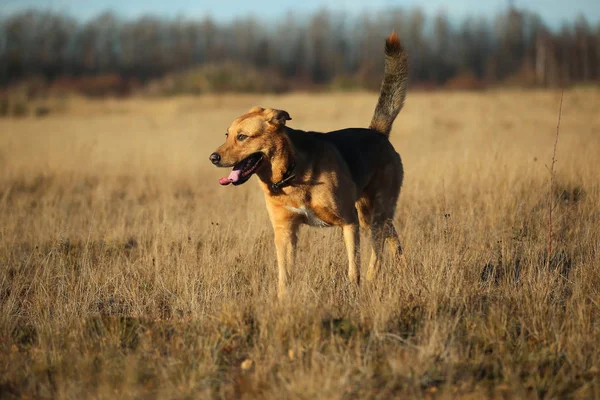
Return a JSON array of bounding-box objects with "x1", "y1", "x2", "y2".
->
[{"x1": 284, "y1": 206, "x2": 330, "y2": 227}]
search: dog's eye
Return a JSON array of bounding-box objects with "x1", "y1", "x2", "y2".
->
[
  {"x1": 225, "y1": 132, "x2": 229, "y2": 138},
  {"x1": 237, "y1": 134, "x2": 248, "y2": 141}
]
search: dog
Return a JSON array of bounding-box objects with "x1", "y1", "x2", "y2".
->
[{"x1": 209, "y1": 32, "x2": 408, "y2": 298}]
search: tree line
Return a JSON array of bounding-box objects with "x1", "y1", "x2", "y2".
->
[{"x1": 0, "y1": 7, "x2": 599, "y2": 91}]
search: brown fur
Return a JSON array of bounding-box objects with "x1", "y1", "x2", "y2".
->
[{"x1": 210, "y1": 32, "x2": 409, "y2": 298}]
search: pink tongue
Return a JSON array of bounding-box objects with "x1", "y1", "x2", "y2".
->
[{"x1": 219, "y1": 169, "x2": 241, "y2": 186}]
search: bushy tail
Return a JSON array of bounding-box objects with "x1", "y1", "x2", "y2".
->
[{"x1": 369, "y1": 32, "x2": 408, "y2": 137}]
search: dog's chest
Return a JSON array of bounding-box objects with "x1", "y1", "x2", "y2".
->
[{"x1": 284, "y1": 205, "x2": 330, "y2": 227}]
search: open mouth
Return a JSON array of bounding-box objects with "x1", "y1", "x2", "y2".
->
[{"x1": 219, "y1": 153, "x2": 264, "y2": 186}]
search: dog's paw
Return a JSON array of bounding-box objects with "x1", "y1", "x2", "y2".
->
[
  {"x1": 398, "y1": 254, "x2": 409, "y2": 270},
  {"x1": 277, "y1": 285, "x2": 289, "y2": 301},
  {"x1": 366, "y1": 269, "x2": 377, "y2": 282},
  {"x1": 348, "y1": 272, "x2": 360, "y2": 286}
]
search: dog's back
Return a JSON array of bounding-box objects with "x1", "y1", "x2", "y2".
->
[{"x1": 286, "y1": 128, "x2": 398, "y2": 193}]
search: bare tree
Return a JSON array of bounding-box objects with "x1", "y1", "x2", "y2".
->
[{"x1": 0, "y1": 8, "x2": 598, "y2": 90}]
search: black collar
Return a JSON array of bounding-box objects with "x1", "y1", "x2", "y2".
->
[{"x1": 271, "y1": 162, "x2": 296, "y2": 191}]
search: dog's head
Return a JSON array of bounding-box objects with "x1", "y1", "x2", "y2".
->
[{"x1": 209, "y1": 106, "x2": 291, "y2": 186}]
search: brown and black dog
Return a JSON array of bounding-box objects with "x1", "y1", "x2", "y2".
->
[{"x1": 210, "y1": 32, "x2": 408, "y2": 298}]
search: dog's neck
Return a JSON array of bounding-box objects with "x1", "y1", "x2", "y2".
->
[{"x1": 256, "y1": 127, "x2": 296, "y2": 191}]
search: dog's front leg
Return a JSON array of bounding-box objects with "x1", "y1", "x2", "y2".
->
[
  {"x1": 343, "y1": 223, "x2": 361, "y2": 285},
  {"x1": 273, "y1": 221, "x2": 298, "y2": 299}
]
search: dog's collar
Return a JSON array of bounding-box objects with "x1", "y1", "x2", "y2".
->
[{"x1": 271, "y1": 162, "x2": 296, "y2": 191}]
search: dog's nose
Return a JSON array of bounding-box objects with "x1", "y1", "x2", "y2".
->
[{"x1": 209, "y1": 152, "x2": 221, "y2": 165}]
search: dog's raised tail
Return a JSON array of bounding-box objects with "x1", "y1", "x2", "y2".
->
[{"x1": 369, "y1": 32, "x2": 408, "y2": 137}]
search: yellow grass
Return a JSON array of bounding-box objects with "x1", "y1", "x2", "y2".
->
[{"x1": 1, "y1": 90, "x2": 599, "y2": 398}]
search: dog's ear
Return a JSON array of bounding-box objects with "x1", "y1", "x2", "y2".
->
[
  {"x1": 248, "y1": 106, "x2": 264, "y2": 113},
  {"x1": 264, "y1": 108, "x2": 292, "y2": 126}
]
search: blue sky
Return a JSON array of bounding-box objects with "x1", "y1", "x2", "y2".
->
[{"x1": 0, "y1": 0, "x2": 598, "y2": 27}]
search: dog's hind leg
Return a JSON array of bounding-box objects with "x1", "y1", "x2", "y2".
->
[
  {"x1": 357, "y1": 196, "x2": 383, "y2": 282},
  {"x1": 366, "y1": 221, "x2": 385, "y2": 282},
  {"x1": 383, "y1": 221, "x2": 409, "y2": 270},
  {"x1": 356, "y1": 197, "x2": 372, "y2": 230},
  {"x1": 367, "y1": 218, "x2": 407, "y2": 281}
]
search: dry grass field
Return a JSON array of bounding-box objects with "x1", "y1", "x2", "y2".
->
[{"x1": 1, "y1": 90, "x2": 599, "y2": 399}]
